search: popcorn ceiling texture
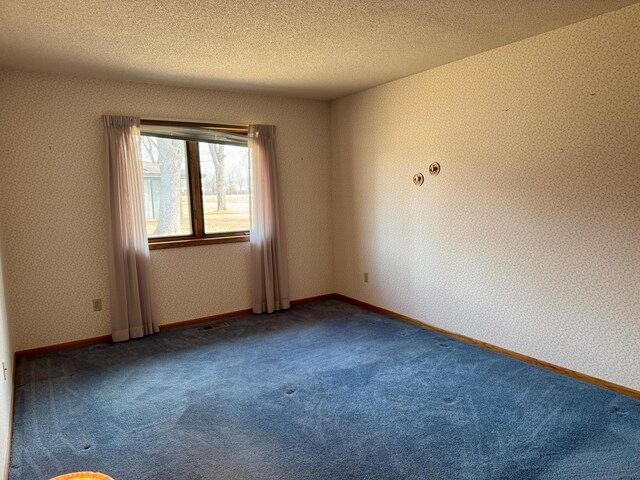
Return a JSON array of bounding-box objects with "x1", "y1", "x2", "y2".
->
[
  {"x1": 0, "y1": 0, "x2": 636, "y2": 99},
  {"x1": 331, "y1": 5, "x2": 640, "y2": 390},
  {"x1": 0, "y1": 72, "x2": 333, "y2": 351}
]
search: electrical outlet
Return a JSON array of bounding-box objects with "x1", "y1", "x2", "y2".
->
[
  {"x1": 364, "y1": 272, "x2": 369, "y2": 283},
  {"x1": 92, "y1": 299, "x2": 102, "y2": 312}
]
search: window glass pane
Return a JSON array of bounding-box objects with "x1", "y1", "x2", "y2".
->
[
  {"x1": 140, "y1": 136, "x2": 193, "y2": 238},
  {"x1": 198, "y1": 142, "x2": 250, "y2": 234}
]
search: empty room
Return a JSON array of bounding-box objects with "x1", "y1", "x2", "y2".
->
[{"x1": 0, "y1": 1, "x2": 639, "y2": 479}]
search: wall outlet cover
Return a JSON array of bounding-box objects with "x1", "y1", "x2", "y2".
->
[{"x1": 93, "y1": 299, "x2": 102, "y2": 312}]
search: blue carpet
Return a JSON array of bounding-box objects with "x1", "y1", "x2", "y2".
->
[{"x1": 9, "y1": 300, "x2": 640, "y2": 479}]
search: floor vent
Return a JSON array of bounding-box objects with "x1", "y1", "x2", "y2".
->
[{"x1": 196, "y1": 322, "x2": 231, "y2": 332}]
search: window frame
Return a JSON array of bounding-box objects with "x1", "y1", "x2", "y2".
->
[{"x1": 140, "y1": 119, "x2": 250, "y2": 250}]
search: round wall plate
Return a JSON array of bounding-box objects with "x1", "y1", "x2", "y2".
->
[
  {"x1": 429, "y1": 162, "x2": 440, "y2": 176},
  {"x1": 413, "y1": 172, "x2": 424, "y2": 186}
]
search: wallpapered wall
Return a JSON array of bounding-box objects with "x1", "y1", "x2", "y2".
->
[
  {"x1": 0, "y1": 72, "x2": 333, "y2": 351},
  {"x1": 331, "y1": 4, "x2": 640, "y2": 390},
  {"x1": 0, "y1": 4, "x2": 638, "y2": 393}
]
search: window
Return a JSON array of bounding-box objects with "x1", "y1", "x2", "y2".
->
[{"x1": 140, "y1": 120, "x2": 250, "y2": 249}]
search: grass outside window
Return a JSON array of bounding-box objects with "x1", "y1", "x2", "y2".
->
[{"x1": 140, "y1": 120, "x2": 250, "y2": 250}]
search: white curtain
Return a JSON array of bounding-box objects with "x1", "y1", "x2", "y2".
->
[
  {"x1": 103, "y1": 115, "x2": 157, "y2": 341},
  {"x1": 249, "y1": 125, "x2": 290, "y2": 314}
]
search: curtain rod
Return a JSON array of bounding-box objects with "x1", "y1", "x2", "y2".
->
[{"x1": 140, "y1": 118, "x2": 248, "y2": 134}]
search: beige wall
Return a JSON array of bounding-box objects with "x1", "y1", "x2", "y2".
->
[
  {"x1": 331, "y1": 5, "x2": 640, "y2": 390},
  {"x1": 0, "y1": 4, "x2": 638, "y2": 393},
  {"x1": 0, "y1": 231, "x2": 14, "y2": 478},
  {"x1": 0, "y1": 71, "x2": 333, "y2": 351}
]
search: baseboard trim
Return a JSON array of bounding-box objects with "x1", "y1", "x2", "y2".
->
[
  {"x1": 14, "y1": 293, "x2": 338, "y2": 357},
  {"x1": 290, "y1": 293, "x2": 337, "y2": 306},
  {"x1": 13, "y1": 293, "x2": 639, "y2": 400},
  {"x1": 158, "y1": 308, "x2": 253, "y2": 332},
  {"x1": 14, "y1": 335, "x2": 112, "y2": 358},
  {"x1": 159, "y1": 294, "x2": 337, "y2": 332},
  {"x1": 335, "y1": 294, "x2": 640, "y2": 401}
]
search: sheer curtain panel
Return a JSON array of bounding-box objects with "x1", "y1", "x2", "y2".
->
[
  {"x1": 249, "y1": 125, "x2": 290, "y2": 314},
  {"x1": 103, "y1": 115, "x2": 157, "y2": 341}
]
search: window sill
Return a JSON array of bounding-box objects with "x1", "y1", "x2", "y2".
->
[{"x1": 149, "y1": 234, "x2": 249, "y2": 250}]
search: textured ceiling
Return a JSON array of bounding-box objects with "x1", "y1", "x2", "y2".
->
[{"x1": 0, "y1": 0, "x2": 637, "y2": 100}]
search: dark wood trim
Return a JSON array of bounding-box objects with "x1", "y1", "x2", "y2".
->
[
  {"x1": 159, "y1": 308, "x2": 253, "y2": 331},
  {"x1": 186, "y1": 141, "x2": 205, "y2": 238},
  {"x1": 335, "y1": 294, "x2": 640, "y2": 400},
  {"x1": 160, "y1": 294, "x2": 338, "y2": 330},
  {"x1": 149, "y1": 234, "x2": 249, "y2": 250},
  {"x1": 14, "y1": 335, "x2": 112, "y2": 358},
  {"x1": 16, "y1": 292, "x2": 637, "y2": 401},
  {"x1": 141, "y1": 119, "x2": 248, "y2": 135},
  {"x1": 12, "y1": 295, "x2": 336, "y2": 357},
  {"x1": 290, "y1": 293, "x2": 337, "y2": 305},
  {"x1": 143, "y1": 124, "x2": 250, "y2": 249}
]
